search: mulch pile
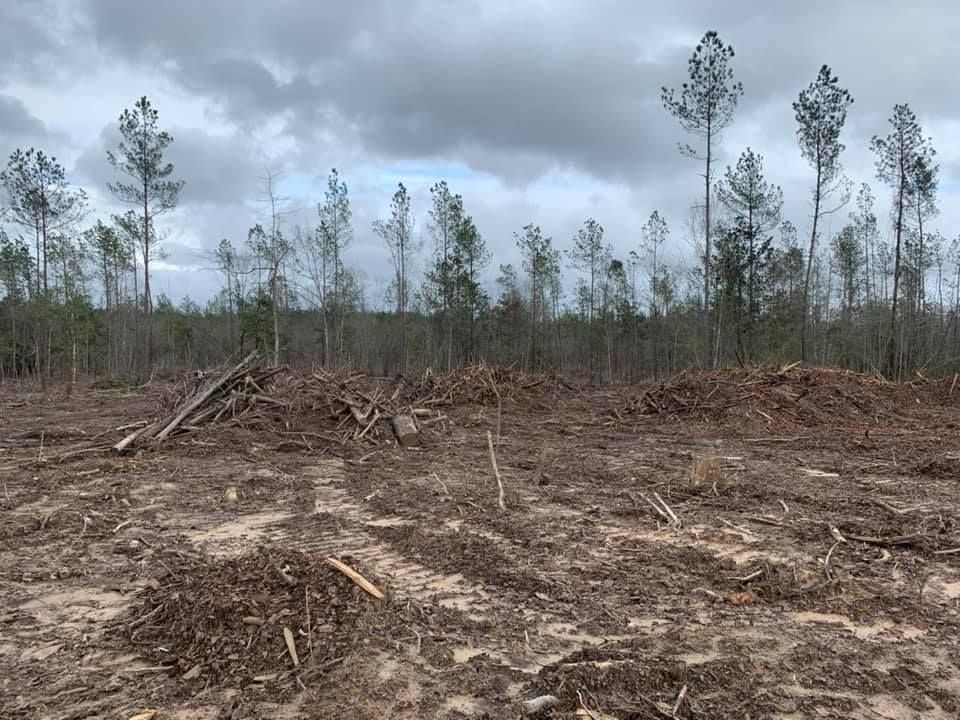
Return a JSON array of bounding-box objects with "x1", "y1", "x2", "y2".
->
[
  {"x1": 616, "y1": 363, "x2": 926, "y2": 434},
  {"x1": 126, "y1": 547, "x2": 385, "y2": 689}
]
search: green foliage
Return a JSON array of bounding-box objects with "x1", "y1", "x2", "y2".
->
[
  {"x1": 794, "y1": 66, "x2": 854, "y2": 184},
  {"x1": 0, "y1": 231, "x2": 33, "y2": 302},
  {"x1": 662, "y1": 30, "x2": 744, "y2": 366},
  {"x1": 794, "y1": 65, "x2": 854, "y2": 360},
  {"x1": 661, "y1": 31, "x2": 744, "y2": 152},
  {"x1": 871, "y1": 103, "x2": 936, "y2": 376},
  {"x1": 106, "y1": 97, "x2": 184, "y2": 215}
]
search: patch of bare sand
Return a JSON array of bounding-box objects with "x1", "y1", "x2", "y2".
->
[{"x1": 787, "y1": 611, "x2": 925, "y2": 640}]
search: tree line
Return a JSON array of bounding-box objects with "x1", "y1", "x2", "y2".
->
[{"x1": 1, "y1": 32, "x2": 958, "y2": 384}]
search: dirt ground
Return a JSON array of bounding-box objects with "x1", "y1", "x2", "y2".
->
[{"x1": 2, "y1": 368, "x2": 960, "y2": 719}]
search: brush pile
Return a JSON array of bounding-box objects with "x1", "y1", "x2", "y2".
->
[
  {"x1": 415, "y1": 362, "x2": 571, "y2": 406},
  {"x1": 114, "y1": 357, "x2": 575, "y2": 451},
  {"x1": 616, "y1": 363, "x2": 921, "y2": 433},
  {"x1": 114, "y1": 353, "x2": 417, "y2": 452}
]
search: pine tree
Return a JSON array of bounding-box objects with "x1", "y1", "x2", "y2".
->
[
  {"x1": 716, "y1": 148, "x2": 782, "y2": 357},
  {"x1": 662, "y1": 30, "x2": 743, "y2": 367},
  {"x1": 517, "y1": 224, "x2": 561, "y2": 370},
  {"x1": 106, "y1": 96, "x2": 184, "y2": 367},
  {"x1": 1, "y1": 148, "x2": 86, "y2": 297},
  {"x1": 793, "y1": 65, "x2": 853, "y2": 361},
  {"x1": 316, "y1": 168, "x2": 353, "y2": 365},
  {"x1": 373, "y1": 183, "x2": 416, "y2": 373},
  {"x1": 871, "y1": 104, "x2": 934, "y2": 377},
  {"x1": 567, "y1": 218, "x2": 608, "y2": 379}
]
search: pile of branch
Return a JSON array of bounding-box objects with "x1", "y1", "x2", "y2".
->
[
  {"x1": 289, "y1": 368, "x2": 410, "y2": 444},
  {"x1": 114, "y1": 352, "x2": 286, "y2": 452},
  {"x1": 616, "y1": 363, "x2": 915, "y2": 433},
  {"x1": 114, "y1": 355, "x2": 436, "y2": 451},
  {"x1": 416, "y1": 362, "x2": 570, "y2": 406}
]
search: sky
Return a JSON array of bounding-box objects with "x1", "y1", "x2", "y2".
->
[{"x1": 2, "y1": 0, "x2": 959, "y2": 308}]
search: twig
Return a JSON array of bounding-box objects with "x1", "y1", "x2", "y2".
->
[
  {"x1": 432, "y1": 472, "x2": 451, "y2": 497},
  {"x1": 720, "y1": 518, "x2": 756, "y2": 537},
  {"x1": 652, "y1": 491, "x2": 680, "y2": 526},
  {"x1": 484, "y1": 366, "x2": 503, "y2": 445},
  {"x1": 487, "y1": 430, "x2": 506, "y2": 511},
  {"x1": 127, "y1": 603, "x2": 164, "y2": 630},
  {"x1": 325, "y1": 557, "x2": 384, "y2": 598},
  {"x1": 305, "y1": 586, "x2": 313, "y2": 659},
  {"x1": 575, "y1": 691, "x2": 600, "y2": 720},
  {"x1": 672, "y1": 684, "x2": 688, "y2": 716},
  {"x1": 846, "y1": 533, "x2": 920, "y2": 547},
  {"x1": 950, "y1": 373, "x2": 958, "y2": 397},
  {"x1": 778, "y1": 499, "x2": 789, "y2": 513},
  {"x1": 112, "y1": 519, "x2": 133, "y2": 534},
  {"x1": 728, "y1": 568, "x2": 765, "y2": 582},
  {"x1": 640, "y1": 493, "x2": 670, "y2": 522},
  {"x1": 823, "y1": 541, "x2": 842, "y2": 579},
  {"x1": 933, "y1": 546, "x2": 960, "y2": 555},
  {"x1": 745, "y1": 515, "x2": 783, "y2": 527},
  {"x1": 872, "y1": 498, "x2": 925, "y2": 516},
  {"x1": 356, "y1": 410, "x2": 381, "y2": 440}
]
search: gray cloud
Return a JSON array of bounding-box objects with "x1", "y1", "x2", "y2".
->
[
  {"x1": 2, "y1": 0, "x2": 959, "y2": 305},
  {"x1": 0, "y1": 94, "x2": 47, "y2": 138},
  {"x1": 74, "y1": 124, "x2": 263, "y2": 207},
  {"x1": 75, "y1": 0, "x2": 960, "y2": 185}
]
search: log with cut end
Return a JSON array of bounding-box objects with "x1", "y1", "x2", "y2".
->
[{"x1": 391, "y1": 414, "x2": 420, "y2": 447}]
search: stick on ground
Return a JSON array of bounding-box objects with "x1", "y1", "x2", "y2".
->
[
  {"x1": 487, "y1": 430, "x2": 506, "y2": 511},
  {"x1": 325, "y1": 557, "x2": 384, "y2": 599}
]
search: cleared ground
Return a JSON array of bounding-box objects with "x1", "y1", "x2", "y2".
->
[{"x1": 1, "y1": 366, "x2": 959, "y2": 719}]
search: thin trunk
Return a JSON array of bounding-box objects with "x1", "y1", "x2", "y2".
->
[
  {"x1": 801, "y1": 162, "x2": 823, "y2": 362},
  {"x1": 272, "y1": 272, "x2": 280, "y2": 367},
  {"x1": 887, "y1": 160, "x2": 906, "y2": 378},
  {"x1": 703, "y1": 121, "x2": 712, "y2": 369},
  {"x1": 40, "y1": 199, "x2": 48, "y2": 295}
]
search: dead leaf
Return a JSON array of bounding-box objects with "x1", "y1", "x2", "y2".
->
[
  {"x1": 727, "y1": 591, "x2": 755, "y2": 606},
  {"x1": 283, "y1": 626, "x2": 299, "y2": 667}
]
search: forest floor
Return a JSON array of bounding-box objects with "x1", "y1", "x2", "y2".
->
[{"x1": 2, "y1": 365, "x2": 960, "y2": 720}]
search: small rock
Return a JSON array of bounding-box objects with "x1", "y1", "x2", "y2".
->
[{"x1": 224, "y1": 487, "x2": 238, "y2": 503}]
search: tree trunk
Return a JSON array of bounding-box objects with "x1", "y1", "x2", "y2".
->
[
  {"x1": 887, "y1": 166, "x2": 906, "y2": 378},
  {"x1": 703, "y1": 123, "x2": 712, "y2": 369},
  {"x1": 272, "y1": 272, "x2": 280, "y2": 367},
  {"x1": 801, "y1": 164, "x2": 822, "y2": 362}
]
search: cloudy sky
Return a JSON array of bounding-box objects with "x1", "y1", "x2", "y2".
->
[{"x1": 2, "y1": 0, "x2": 959, "y2": 307}]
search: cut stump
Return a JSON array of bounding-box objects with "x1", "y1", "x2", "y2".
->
[{"x1": 391, "y1": 415, "x2": 420, "y2": 447}]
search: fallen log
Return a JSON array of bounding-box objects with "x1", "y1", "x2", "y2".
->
[{"x1": 155, "y1": 351, "x2": 259, "y2": 441}]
